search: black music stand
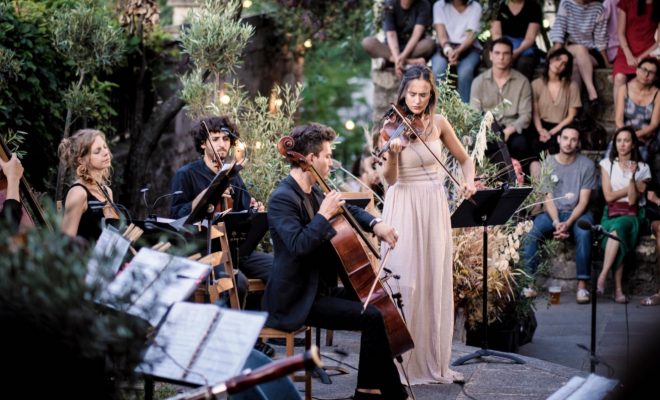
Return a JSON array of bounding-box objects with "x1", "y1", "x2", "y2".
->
[
  {"x1": 185, "y1": 163, "x2": 237, "y2": 255},
  {"x1": 221, "y1": 211, "x2": 268, "y2": 265},
  {"x1": 451, "y1": 186, "x2": 532, "y2": 366}
]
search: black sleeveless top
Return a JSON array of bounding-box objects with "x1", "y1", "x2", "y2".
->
[{"x1": 64, "y1": 183, "x2": 106, "y2": 241}]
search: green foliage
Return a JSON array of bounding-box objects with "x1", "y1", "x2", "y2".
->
[
  {"x1": 179, "y1": 0, "x2": 254, "y2": 78},
  {"x1": 273, "y1": 0, "x2": 372, "y2": 55},
  {"x1": 300, "y1": 39, "x2": 371, "y2": 163},
  {"x1": 63, "y1": 77, "x2": 119, "y2": 133},
  {"x1": 51, "y1": 0, "x2": 126, "y2": 75},
  {"x1": 0, "y1": 45, "x2": 20, "y2": 88},
  {"x1": 0, "y1": 206, "x2": 148, "y2": 397},
  {"x1": 180, "y1": 69, "x2": 214, "y2": 118},
  {"x1": 0, "y1": 2, "x2": 72, "y2": 189},
  {"x1": 211, "y1": 82, "x2": 303, "y2": 203},
  {"x1": 1, "y1": 128, "x2": 28, "y2": 158}
]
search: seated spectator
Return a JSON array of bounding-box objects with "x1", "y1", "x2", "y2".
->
[
  {"x1": 604, "y1": 0, "x2": 620, "y2": 69},
  {"x1": 612, "y1": 0, "x2": 660, "y2": 108},
  {"x1": 614, "y1": 57, "x2": 660, "y2": 163},
  {"x1": 490, "y1": 0, "x2": 543, "y2": 81},
  {"x1": 529, "y1": 48, "x2": 582, "y2": 178},
  {"x1": 431, "y1": 0, "x2": 483, "y2": 103},
  {"x1": 362, "y1": 0, "x2": 435, "y2": 77},
  {"x1": 597, "y1": 126, "x2": 651, "y2": 304},
  {"x1": 523, "y1": 126, "x2": 596, "y2": 303},
  {"x1": 550, "y1": 0, "x2": 609, "y2": 109},
  {"x1": 470, "y1": 38, "x2": 532, "y2": 171}
]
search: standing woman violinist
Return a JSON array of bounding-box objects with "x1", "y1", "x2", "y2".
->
[
  {"x1": 380, "y1": 65, "x2": 476, "y2": 385},
  {"x1": 59, "y1": 129, "x2": 118, "y2": 241}
]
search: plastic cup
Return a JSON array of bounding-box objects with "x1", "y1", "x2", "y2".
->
[{"x1": 549, "y1": 286, "x2": 561, "y2": 305}]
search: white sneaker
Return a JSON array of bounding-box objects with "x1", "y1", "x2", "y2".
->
[{"x1": 576, "y1": 288, "x2": 590, "y2": 304}]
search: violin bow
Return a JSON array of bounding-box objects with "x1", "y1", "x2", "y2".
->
[{"x1": 201, "y1": 120, "x2": 225, "y2": 170}]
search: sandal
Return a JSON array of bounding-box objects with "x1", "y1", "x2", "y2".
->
[
  {"x1": 641, "y1": 293, "x2": 660, "y2": 306},
  {"x1": 614, "y1": 291, "x2": 628, "y2": 304},
  {"x1": 596, "y1": 276, "x2": 606, "y2": 295}
]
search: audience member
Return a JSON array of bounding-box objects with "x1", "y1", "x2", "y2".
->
[
  {"x1": 470, "y1": 38, "x2": 532, "y2": 170},
  {"x1": 431, "y1": 0, "x2": 483, "y2": 103},
  {"x1": 550, "y1": 0, "x2": 609, "y2": 109},
  {"x1": 362, "y1": 0, "x2": 435, "y2": 77},
  {"x1": 597, "y1": 126, "x2": 651, "y2": 304},
  {"x1": 614, "y1": 57, "x2": 660, "y2": 163},
  {"x1": 522, "y1": 127, "x2": 596, "y2": 303},
  {"x1": 529, "y1": 48, "x2": 582, "y2": 178},
  {"x1": 604, "y1": 0, "x2": 620, "y2": 68},
  {"x1": 490, "y1": 0, "x2": 543, "y2": 80},
  {"x1": 612, "y1": 0, "x2": 660, "y2": 107}
]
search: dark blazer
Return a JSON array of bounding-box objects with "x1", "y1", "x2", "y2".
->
[{"x1": 264, "y1": 175, "x2": 377, "y2": 331}]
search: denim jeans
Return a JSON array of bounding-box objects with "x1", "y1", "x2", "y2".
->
[
  {"x1": 431, "y1": 47, "x2": 481, "y2": 103},
  {"x1": 522, "y1": 211, "x2": 594, "y2": 280}
]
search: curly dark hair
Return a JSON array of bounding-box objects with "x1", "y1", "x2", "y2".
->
[
  {"x1": 288, "y1": 123, "x2": 337, "y2": 166},
  {"x1": 189, "y1": 116, "x2": 239, "y2": 155}
]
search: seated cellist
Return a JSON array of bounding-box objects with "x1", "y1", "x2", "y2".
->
[{"x1": 264, "y1": 123, "x2": 410, "y2": 400}]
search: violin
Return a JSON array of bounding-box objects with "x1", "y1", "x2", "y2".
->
[{"x1": 376, "y1": 104, "x2": 425, "y2": 158}]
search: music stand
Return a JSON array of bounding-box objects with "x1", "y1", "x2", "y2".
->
[
  {"x1": 221, "y1": 211, "x2": 268, "y2": 265},
  {"x1": 451, "y1": 186, "x2": 532, "y2": 366},
  {"x1": 185, "y1": 163, "x2": 237, "y2": 254}
]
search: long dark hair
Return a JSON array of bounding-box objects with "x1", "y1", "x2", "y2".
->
[
  {"x1": 543, "y1": 47, "x2": 573, "y2": 84},
  {"x1": 609, "y1": 126, "x2": 640, "y2": 163},
  {"x1": 637, "y1": 0, "x2": 660, "y2": 23},
  {"x1": 395, "y1": 65, "x2": 438, "y2": 116}
]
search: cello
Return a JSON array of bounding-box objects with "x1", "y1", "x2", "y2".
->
[
  {"x1": 277, "y1": 136, "x2": 414, "y2": 357},
  {"x1": 0, "y1": 137, "x2": 53, "y2": 232}
]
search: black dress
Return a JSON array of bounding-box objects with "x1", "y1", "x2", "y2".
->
[{"x1": 64, "y1": 183, "x2": 107, "y2": 241}]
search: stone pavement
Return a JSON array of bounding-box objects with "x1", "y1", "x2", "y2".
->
[{"x1": 278, "y1": 293, "x2": 660, "y2": 400}]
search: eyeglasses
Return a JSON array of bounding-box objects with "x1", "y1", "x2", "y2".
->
[{"x1": 638, "y1": 66, "x2": 657, "y2": 76}]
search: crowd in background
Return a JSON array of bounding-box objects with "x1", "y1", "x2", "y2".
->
[{"x1": 362, "y1": 0, "x2": 660, "y2": 306}]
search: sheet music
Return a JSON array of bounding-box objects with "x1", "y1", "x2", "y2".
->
[
  {"x1": 98, "y1": 248, "x2": 211, "y2": 326},
  {"x1": 85, "y1": 227, "x2": 131, "y2": 287},
  {"x1": 137, "y1": 302, "x2": 266, "y2": 386}
]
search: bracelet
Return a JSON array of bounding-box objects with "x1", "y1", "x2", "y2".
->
[
  {"x1": 369, "y1": 217, "x2": 383, "y2": 229},
  {"x1": 443, "y1": 45, "x2": 453, "y2": 56},
  {"x1": 552, "y1": 219, "x2": 560, "y2": 227}
]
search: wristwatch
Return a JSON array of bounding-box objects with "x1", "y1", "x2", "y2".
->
[{"x1": 369, "y1": 217, "x2": 383, "y2": 229}]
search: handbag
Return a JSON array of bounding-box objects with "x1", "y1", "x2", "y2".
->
[{"x1": 607, "y1": 201, "x2": 638, "y2": 217}]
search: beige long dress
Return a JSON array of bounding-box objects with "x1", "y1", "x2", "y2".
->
[{"x1": 381, "y1": 134, "x2": 461, "y2": 385}]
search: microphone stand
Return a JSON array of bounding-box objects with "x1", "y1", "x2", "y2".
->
[{"x1": 585, "y1": 224, "x2": 620, "y2": 373}]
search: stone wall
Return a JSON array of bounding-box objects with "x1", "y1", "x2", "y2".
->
[{"x1": 538, "y1": 236, "x2": 659, "y2": 296}]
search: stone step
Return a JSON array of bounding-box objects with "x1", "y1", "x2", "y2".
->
[{"x1": 539, "y1": 235, "x2": 658, "y2": 296}]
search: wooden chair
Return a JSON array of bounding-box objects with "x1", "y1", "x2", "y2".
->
[{"x1": 215, "y1": 222, "x2": 313, "y2": 400}]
